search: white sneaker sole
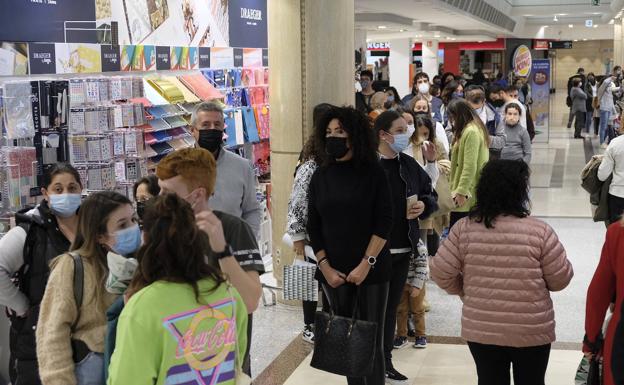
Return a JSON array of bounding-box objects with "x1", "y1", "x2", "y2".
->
[
  {"x1": 302, "y1": 335, "x2": 314, "y2": 344},
  {"x1": 413, "y1": 344, "x2": 427, "y2": 349},
  {"x1": 385, "y1": 377, "x2": 409, "y2": 385}
]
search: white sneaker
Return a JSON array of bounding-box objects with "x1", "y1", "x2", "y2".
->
[
  {"x1": 302, "y1": 324, "x2": 314, "y2": 344},
  {"x1": 602, "y1": 143, "x2": 609, "y2": 149}
]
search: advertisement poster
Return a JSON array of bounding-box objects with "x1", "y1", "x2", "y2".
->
[
  {"x1": 0, "y1": 0, "x2": 266, "y2": 48},
  {"x1": 55, "y1": 44, "x2": 102, "y2": 74},
  {"x1": 2, "y1": 43, "x2": 29, "y2": 76},
  {"x1": 0, "y1": 0, "x2": 97, "y2": 43},
  {"x1": 243, "y1": 48, "x2": 262, "y2": 67},
  {"x1": 530, "y1": 59, "x2": 551, "y2": 143}
]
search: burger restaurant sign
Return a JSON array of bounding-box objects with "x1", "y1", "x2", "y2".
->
[{"x1": 513, "y1": 45, "x2": 532, "y2": 77}]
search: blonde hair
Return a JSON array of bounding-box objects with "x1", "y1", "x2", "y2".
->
[{"x1": 370, "y1": 92, "x2": 387, "y2": 110}]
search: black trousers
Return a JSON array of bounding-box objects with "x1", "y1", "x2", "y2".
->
[
  {"x1": 594, "y1": 116, "x2": 600, "y2": 135},
  {"x1": 467, "y1": 342, "x2": 551, "y2": 385},
  {"x1": 575, "y1": 111, "x2": 586, "y2": 137},
  {"x1": 383, "y1": 253, "x2": 411, "y2": 362},
  {"x1": 324, "y1": 282, "x2": 389, "y2": 385},
  {"x1": 450, "y1": 211, "x2": 470, "y2": 229},
  {"x1": 608, "y1": 194, "x2": 624, "y2": 224}
]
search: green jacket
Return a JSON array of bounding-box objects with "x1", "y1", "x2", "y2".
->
[{"x1": 450, "y1": 122, "x2": 490, "y2": 212}]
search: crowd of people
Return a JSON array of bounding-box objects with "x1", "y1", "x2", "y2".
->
[{"x1": 0, "y1": 66, "x2": 622, "y2": 385}]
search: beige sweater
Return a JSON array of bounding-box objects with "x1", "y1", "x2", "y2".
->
[{"x1": 36, "y1": 253, "x2": 117, "y2": 385}]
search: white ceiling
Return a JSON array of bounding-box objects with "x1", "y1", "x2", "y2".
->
[{"x1": 355, "y1": 0, "x2": 620, "y2": 40}]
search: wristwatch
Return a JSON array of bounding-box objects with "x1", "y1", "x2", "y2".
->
[
  {"x1": 214, "y1": 244, "x2": 234, "y2": 260},
  {"x1": 365, "y1": 256, "x2": 377, "y2": 267}
]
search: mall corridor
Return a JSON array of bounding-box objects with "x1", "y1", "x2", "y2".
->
[{"x1": 249, "y1": 94, "x2": 609, "y2": 385}]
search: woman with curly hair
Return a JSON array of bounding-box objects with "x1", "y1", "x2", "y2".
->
[
  {"x1": 431, "y1": 159, "x2": 573, "y2": 385},
  {"x1": 307, "y1": 106, "x2": 393, "y2": 385}
]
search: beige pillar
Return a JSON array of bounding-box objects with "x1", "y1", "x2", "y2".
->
[
  {"x1": 268, "y1": 0, "x2": 355, "y2": 290},
  {"x1": 615, "y1": 20, "x2": 623, "y2": 68}
]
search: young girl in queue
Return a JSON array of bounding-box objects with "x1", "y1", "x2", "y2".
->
[
  {"x1": 0, "y1": 164, "x2": 82, "y2": 385},
  {"x1": 107, "y1": 193, "x2": 248, "y2": 384},
  {"x1": 375, "y1": 110, "x2": 438, "y2": 383},
  {"x1": 447, "y1": 99, "x2": 490, "y2": 229},
  {"x1": 500, "y1": 103, "x2": 532, "y2": 164},
  {"x1": 307, "y1": 106, "x2": 393, "y2": 385},
  {"x1": 36, "y1": 191, "x2": 140, "y2": 385}
]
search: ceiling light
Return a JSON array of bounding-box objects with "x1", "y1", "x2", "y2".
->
[
  {"x1": 523, "y1": 14, "x2": 533, "y2": 16},
  {"x1": 610, "y1": 19, "x2": 615, "y2": 24},
  {"x1": 377, "y1": 25, "x2": 387, "y2": 29},
  {"x1": 451, "y1": 38, "x2": 457, "y2": 41},
  {"x1": 478, "y1": 41, "x2": 483, "y2": 43},
  {"x1": 553, "y1": 15, "x2": 558, "y2": 21},
  {"x1": 583, "y1": 38, "x2": 588, "y2": 41},
  {"x1": 542, "y1": 25, "x2": 549, "y2": 28},
  {"x1": 568, "y1": 24, "x2": 573, "y2": 28},
  {"x1": 574, "y1": 39, "x2": 578, "y2": 41},
  {"x1": 446, "y1": 36, "x2": 451, "y2": 40},
  {"x1": 400, "y1": 29, "x2": 406, "y2": 32},
  {"x1": 594, "y1": 24, "x2": 599, "y2": 28}
]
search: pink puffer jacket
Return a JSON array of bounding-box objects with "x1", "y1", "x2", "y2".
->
[{"x1": 431, "y1": 216, "x2": 574, "y2": 348}]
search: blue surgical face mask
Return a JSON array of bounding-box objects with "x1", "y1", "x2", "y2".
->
[
  {"x1": 49, "y1": 193, "x2": 82, "y2": 218},
  {"x1": 387, "y1": 132, "x2": 410, "y2": 154},
  {"x1": 407, "y1": 124, "x2": 416, "y2": 137},
  {"x1": 387, "y1": 95, "x2": 395, "y2": 103},
  {"x1": 112, "y1": 224, "x2": 142, "y2": 256},
  {"x1": 453, "y1": 92, "x2": 464, "y2": 99}
]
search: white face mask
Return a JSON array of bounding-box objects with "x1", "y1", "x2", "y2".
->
[
  {"x1": 418, "y1": 83, "x2": 430, "y2": 95},
  {"x1": 407, "y1": 124, "x2": 416, "y2": 137}
]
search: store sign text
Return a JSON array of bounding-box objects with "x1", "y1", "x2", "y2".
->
[{"x1": 513, "y1": 45, "x2": 532, "y2": 77}]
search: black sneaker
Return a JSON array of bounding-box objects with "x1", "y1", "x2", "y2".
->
[
  {"x1": 407, "y1": 329, "x2": 416, "y2": 338},
  {"x1": 302, "y1": 324, "x2": 314, "y2": 344},
  {"x1": 385, "y1": 364, "x2": 409, "y2": 384},
  {"x1": 393, "y1": 336, "x2": 408, "y2": 349}
]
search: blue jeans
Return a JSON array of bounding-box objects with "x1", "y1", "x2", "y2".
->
[
  {"x1": 585, "y1": 111, "x2": 593, "y2": 133},
  {"x1": 75, "y1": 352, "x2": 104, "y2": 385},
  {"x1": 600, "y1": 110, "x2": 611, "y2": 144}
]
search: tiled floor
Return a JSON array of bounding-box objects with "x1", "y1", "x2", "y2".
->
[
  {"x1": 284, "y1": 344, "x2": 582, "y2": 385},
  {"x1": 252, "y1": 91, "x2": 607, "y2": 384}
]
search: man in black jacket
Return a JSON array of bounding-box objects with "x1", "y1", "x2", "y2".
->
[
  {"x1": 567, "y1": 68, "x2": 586, "y2": 128},
  {"x1": 375, "y1": 110, "x2": 438, "y2": 384}
]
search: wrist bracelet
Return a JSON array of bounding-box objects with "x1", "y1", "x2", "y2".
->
[{"x1": 318, "y1": 258, "x2": 329, "y2": 267}]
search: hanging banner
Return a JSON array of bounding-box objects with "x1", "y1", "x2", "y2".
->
[{"x1": 530, "y1": 59, "x2": 551, "y2": 143}]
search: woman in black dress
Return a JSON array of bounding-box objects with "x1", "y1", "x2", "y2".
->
[{"x1": 307, "y1": 106, "x2": 393, "y2": 385}]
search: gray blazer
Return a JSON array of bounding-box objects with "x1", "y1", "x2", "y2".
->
[{"x1": 571, "y1": 86, "x2": 588, "y2": 113}]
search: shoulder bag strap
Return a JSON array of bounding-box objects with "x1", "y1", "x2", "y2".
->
[{"x1": 70, "y1": 252, "x2": 84, "y2": 328}]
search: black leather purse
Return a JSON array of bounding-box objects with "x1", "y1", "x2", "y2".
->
[{"x1": 310, "y1": 286, "x2": 377, "y2": 377}]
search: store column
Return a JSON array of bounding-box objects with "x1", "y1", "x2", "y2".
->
[
  {"x1": 268, "y1": 0, "x2": 355, "y2": 291},
  {"x1": 422, "y1": 40, "x2": 439, "y2": 80},
  {"x1": 355, "y1": 28, "x2": 368, "y2": 69},
  {"x1": 388, "y1": 38, "x2": 412, "y2": 97},
  {"x1": 615, "y1": 19, "x2": 624, "y2": 68}
]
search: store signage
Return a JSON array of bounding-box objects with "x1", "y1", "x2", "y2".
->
[
  {"x1": 101, "y1": 45, "x2": 121, "y2": 72},
  {"x1": 586, "y1": 19, "x2": 594, "y2": 27},
  {"x1": 513, "y1": 45, "x2": 532, "y2": 77},
  {"x1": 28, "y1": 43, "x2": 56, "y2": 75},
  {"x1": 533, "y1": 40, "x2": 550, "y2": 50},
  {"x1": 199, "y1": 47, "x2": 211, "y2": 69},
  {"x1": 233, "y1": 48, "x2": 244, "y2": 67},
  {"x1": 367, "y1": 42, "x2": 391, "y2": 50},
  {"x1": 156, "y1": 46, "x2": 171, "y2": 70},
  {"x1": 549, "y1": 41, "x2": 573, "y2": 49},
  {"x1": 262, "y1": 48, "x2": 269, "y2": 66},
  {"x1": 592, "y1": 0, "x2": 600, "y2": 6},
  {"x1": 229, "y1": 0, "x2": 268, "y2": 48}
]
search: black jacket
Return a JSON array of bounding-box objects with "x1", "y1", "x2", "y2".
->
[
  {"x1": 356, "y1": 92, "x2": 373, "y2": 114},
  {"x1": 585, "y1": 80, "x2": 597, "y2": 112},
  {"x1": 395, "y1": 153, "x2": 438, "y2": 252},
  {"x1": 10, "y1": 201, "x2": 71, "y2": 385}
]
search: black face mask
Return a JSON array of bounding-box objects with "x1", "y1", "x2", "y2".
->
[
  {"x1": 197, "y1": 129, "x2": 224, "y2": 153},
  {"x1": 325, "y1": 137, "x2": 349, "y2": 159},
  {"x1": 136, "y1": 197, "x2": 155, "y2": 222},
  {"x1": 491, "y1": 99, "x2": 505, "y2": 108}
]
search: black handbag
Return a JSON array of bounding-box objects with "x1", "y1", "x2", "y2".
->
[{"x1": 310, "y1": 285, "x2": 377, "y2": 377}]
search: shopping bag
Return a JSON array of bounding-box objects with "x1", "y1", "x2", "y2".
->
[{"x1": 283, "y1": 261, "x2": 318, "y2": 301}]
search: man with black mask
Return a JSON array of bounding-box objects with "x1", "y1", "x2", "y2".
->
[{"x1": 191, "y1": 102, "x2": 262, "y2": 237}]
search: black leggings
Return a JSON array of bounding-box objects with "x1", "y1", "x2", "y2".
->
[
  {"x1": 324, "y1": 282, "x2": 389, "y2": 385},
  {"x1": 468, "y1": 342, "x2": 551, "y2": 385},
  {"x1": 383, "y1": 253, "x2": 410, "y2": 362}
]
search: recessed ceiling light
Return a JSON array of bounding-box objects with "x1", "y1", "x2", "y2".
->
[
  {"x1": 542, "y1": 25, "x2": 549, "y2": 28},
  {"x1": 610, "y1": 19, "x2": 615, "y2": 24},
  {"x1": 523, "y1": 14, "x2": 533, "y2": 16},
  {"x1": 400, "y1": 29, "x2": 406, "y2": 32},
  {"x1": 574, "y1": 39, "x2": 578, "y2": 41},
  {"x1": 569, "y1": 24, "x2": 573, "y2": 28},
  {"x1": 478, "y1": 41, "x2": 483, "y2": 43},
  {"x1": 553, "y1": 15, "x2": 558, "y2": 21},
  {"x1": 594, "y1": 24, "x2": 599, "y2": 28},
  {"x1": 377, "y1": 25, "x2": 387, "y2": 29},
  {"x1": 583, "y1": 38, "x2": 588, "y2": 41},
  {"x1": 451, "y1": 38, "x2": 457, "y2": 41}
]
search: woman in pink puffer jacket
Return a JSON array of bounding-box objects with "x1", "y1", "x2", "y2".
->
[{"x1": 431, "y1": 159, "x2": 573, "y2": 385}]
